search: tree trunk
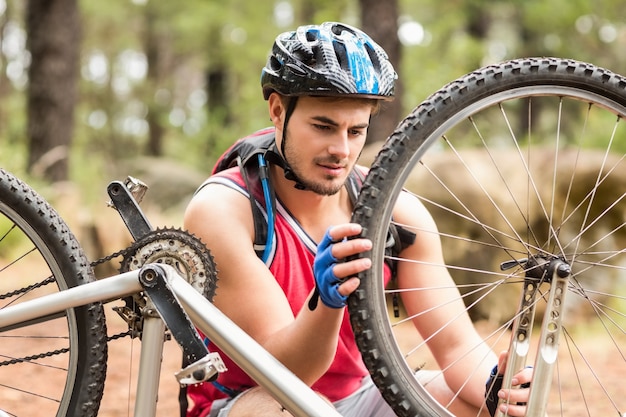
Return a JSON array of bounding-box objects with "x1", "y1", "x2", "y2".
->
[
  {"x1": 360, "y1": 0, "x2": 403, "y2": 145},
  {"x1": 0, "y1": 4, "x2": 14, "y2": 142},
  {"x1": 144, "y1": 3, "x2": 168, "y2": 156},
  {"x1": 26, "y1": 0, "x2": 80, "y2": 182},
  {"x1": 205, "y1": 26, "x2": 230, "y2": 155}
]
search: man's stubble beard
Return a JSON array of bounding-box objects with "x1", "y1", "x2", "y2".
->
[{"x1": 283, "y1": 139, "x2": 348, "y2": 197}]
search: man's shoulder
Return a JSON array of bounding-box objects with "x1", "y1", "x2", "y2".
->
[{"x1": 188, "y1": 171, "x2": 253, "y2": 221}]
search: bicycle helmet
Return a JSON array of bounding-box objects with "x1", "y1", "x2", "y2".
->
[{"x1": 261, "y1": 22, "x2": 396, "y2": 101}]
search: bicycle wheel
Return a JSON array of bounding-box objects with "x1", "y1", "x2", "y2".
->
[
  {"x1": 0, "y1": 168, "x2": 107, "y2": 416},
  {"x1": 350, "y1": 57, "x2": 626, "y2": 417}
]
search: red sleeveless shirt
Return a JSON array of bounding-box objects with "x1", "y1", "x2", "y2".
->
[{"x1": 186, "y1": 167, "x2": 374, "y2": 417}]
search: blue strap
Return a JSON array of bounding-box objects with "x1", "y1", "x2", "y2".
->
[{"x1": 258, "y1": 154, "x2": 274, "y2": 263}]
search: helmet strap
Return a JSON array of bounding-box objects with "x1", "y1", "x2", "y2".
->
[
  {"x1": 280, "y1": 96, "x2": 297, "y2": 156},
  {"x1": 280, "y1": 97, "x2": 307, "y2": 190}
]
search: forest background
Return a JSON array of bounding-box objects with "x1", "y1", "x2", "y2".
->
[
  {"x1": 1, "y1": 0, "x2": 626, "y2": 225},
  {"x1": 1, "y1": 1, "x2": 626, "y2": 414}
]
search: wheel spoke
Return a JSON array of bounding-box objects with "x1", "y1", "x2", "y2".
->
[
  {"x1": 0, "y1": 168, "x2": 107, "y2": 417},
  {"x1": 350, "y1": 58, "x2": 626, "y2": 417}
]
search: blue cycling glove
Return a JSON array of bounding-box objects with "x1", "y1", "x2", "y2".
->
[
  {"x1": 485, "y1": 365, "x2": 503, "y2": 417},
  {"x1": 308, "y1": 229, "x2": 348, "y2": 311}
]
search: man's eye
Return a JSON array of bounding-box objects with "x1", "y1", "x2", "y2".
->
[{"x1": 314, "y1": 124, "x2": 331, "y2": 131}]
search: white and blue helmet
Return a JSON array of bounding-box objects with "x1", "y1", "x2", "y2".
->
[{"x1": 261, "y1": 22, "x2": 396, "y2": 101}]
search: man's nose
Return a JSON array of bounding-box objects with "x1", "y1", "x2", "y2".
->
[{"x1": 328, "y1": 133, "x2": 350, "y2": 158}]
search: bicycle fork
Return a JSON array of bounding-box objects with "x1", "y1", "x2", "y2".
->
[{"x1": 498, "y1": 255, "x2": 571, "y2": 417}]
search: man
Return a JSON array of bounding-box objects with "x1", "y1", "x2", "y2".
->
[{"x1": 184, "y1": 22, "x2": 531, "y2": 417}]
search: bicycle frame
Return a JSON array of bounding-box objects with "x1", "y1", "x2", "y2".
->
[
  {"x1": 0, "y1": 264, "x2": 342, "y2": 417},
  {"x1": 5, "y1": 57, "x2": 626, "y2": 417}
]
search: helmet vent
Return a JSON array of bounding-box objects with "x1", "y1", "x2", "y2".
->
[
  {"x1": 260, "y1": 22, "x2": 395, "y2": 100},
  {"x1": 305, "y1": 30, "x2": 319, "y2": 42},
  {"x1": 268, "y1": 56, "x2": 282, "y2": 71},
  {"x1": 333, "y1": 42, "x2": 350, "y2": 72}
]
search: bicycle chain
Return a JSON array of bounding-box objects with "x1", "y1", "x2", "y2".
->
[
  {"x1": 0, "y1": 227, "x2": 196, "y2": 301},
  {"x1": 0, "y1": 227, "x2": 215, "y2": 368},
  {"x1": 0, "y1": 241, "x2": 141, "y2": 368},
  {"x1": 0, "y1": 236, "x2": 140, "y2": 307},
  {"x1": 0, "y1": 330, "x2": 132, "y2": 367},
  {"x1": 90, "y1": 236, "x2": 146, "y2": 268},
  {"x1": 0, "y1": 234, "x2": 140, "y2": 301},
  {"x1": 0, "y1": 275, "x2": 55, "y2": 300}
]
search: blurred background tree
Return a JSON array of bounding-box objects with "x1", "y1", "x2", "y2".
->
[
  {"x1": 1, "y1": 0, "x2": 625, "y2": 202},
  {"x1": 26, "y1": 0, "x2": 79, "y2": 182}
]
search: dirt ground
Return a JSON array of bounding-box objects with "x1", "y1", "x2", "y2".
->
[
  {"x1": 5, "y1": 309, "x2": 623, "y2": 416},
  {"x1": 0, "y1": 306, "x2": 183, "y2": 417},
  {"x1": 96, "y1": 308, "x2": 184, "y2": 417},
  {"x1": 71, "y1": 323, "x2": 626, "y2": 417}
]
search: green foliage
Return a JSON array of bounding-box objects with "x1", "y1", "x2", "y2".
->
[
  {"x1": 1, "y1": 0, "x2": 626, "y2": 207},
  {"x1": 0, "y1": 93, "x2": 28, "y2": 175},
  {"x1": 398, "y1": 0, "x2": 626, "y2": 108}
]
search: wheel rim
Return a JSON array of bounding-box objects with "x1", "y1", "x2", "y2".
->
[
  {"x1": 352, "y1": 68, "x2": 626, "y2": 417},
  {"x1": 0, "y1": 201, "x2": 79, "y2": 416}
]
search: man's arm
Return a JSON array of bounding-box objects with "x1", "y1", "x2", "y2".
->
[
  {"x1": 393, "y1": 191, "x2": 534, "y2": 416},
  {"x1": 183, "y1": 183, "x2": 368, "y2": 385},
  {"x1": 393, "y1": 191, "x2": 497, "y2": 407}
]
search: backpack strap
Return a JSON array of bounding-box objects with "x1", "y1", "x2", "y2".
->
[
  {"x1": 212, "y1": 127, "x2": 277, "y2": 174},
  {"x1": 212, "y1": 129, "x2": 416, "y2": 266},
  {"x1": 236, "y1": 155, "x2": 272, "y2": 260},
  {"x1": 211, "y1": 128, "x2": 279, "y2": 263}
]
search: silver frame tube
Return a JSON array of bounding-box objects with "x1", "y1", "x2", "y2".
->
[
  {"x1": 0, "y1": 266, "x2": 342, "y2": 417},
  {"x1": 0, "y1": 270, "x2": 142, "y2": 330},
  {"x1": 168, "y1": 266, "x2": 342, "y2": 417}
]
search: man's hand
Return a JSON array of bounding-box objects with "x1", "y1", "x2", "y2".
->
[
  {"x1": 485, "y1": 351, "x2": 533, "y2": 417},
  {"x1": 308, "y1": 224, "x2": 371, "y2": 310}
]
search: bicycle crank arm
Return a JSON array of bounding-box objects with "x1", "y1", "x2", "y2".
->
[
  {"x1": 107, "y1": 177, "x2": 153, "y2": 241},
  {"x1": 138, "y1": 263, "x2": 225, "y2": 383}
]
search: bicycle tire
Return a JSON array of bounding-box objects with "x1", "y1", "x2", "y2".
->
[
  {"x1": 350, "y1": 57, "x2": 626, "y2": 416},
  {"x1": 0, "y1": 168, "x2": 107, "y2": 417}
]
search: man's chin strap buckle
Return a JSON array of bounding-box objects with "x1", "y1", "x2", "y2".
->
[
  {"x1": 264, "y1": 144, "x2": 307, "y2": 190},
  {"x1": 284, "y1": 166, "x2": 307, "y2": 190}
]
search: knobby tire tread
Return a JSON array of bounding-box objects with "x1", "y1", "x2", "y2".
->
[
  {"x1": 0, "y1": 168, "x2": 108, "y2": 417},
  {"x1": 348, "y1": 57, "x2": 626, "y2": 416}
]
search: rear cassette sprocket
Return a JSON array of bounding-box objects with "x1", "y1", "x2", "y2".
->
[{"x1": 120, "y1": 227, "x2": 218, "y2": 301}]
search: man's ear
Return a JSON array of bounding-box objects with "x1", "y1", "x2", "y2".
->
[{"x1": 268, "y1": 92, "x2": 284, "y2": 129}]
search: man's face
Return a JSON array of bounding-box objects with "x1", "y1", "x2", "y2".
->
[{"x1": 280, "y1": 96, "x2": 373, "y2": 196}]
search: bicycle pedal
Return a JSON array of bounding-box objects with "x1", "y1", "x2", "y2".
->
[
  {"x1": 123, "y1": 176, "x2": 149, "y2": 204},
  {"x1": 175, "y1": 352, "x2": 227, "y2": 385},
  {"x1": 107, "y1": 176, "x2": 148, "y2": 208}
]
